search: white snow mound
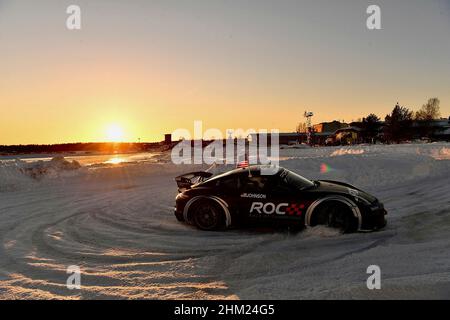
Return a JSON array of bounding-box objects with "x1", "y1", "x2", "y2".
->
[{"x1": 0, "y1": 156, "x2": 82, "y2": 191}]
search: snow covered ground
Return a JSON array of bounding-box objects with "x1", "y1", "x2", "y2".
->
[{"x1": 0, "y1": 143, "x2": 449, "y2": 299}]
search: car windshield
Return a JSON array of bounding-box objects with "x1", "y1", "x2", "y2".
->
[{"x1": 281, "y1": 169, "x2": 315, "y2": 190}]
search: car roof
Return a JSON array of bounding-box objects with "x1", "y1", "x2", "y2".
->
[{"x1": 205, "y1": 165, "x2": 283, "y2": 182}]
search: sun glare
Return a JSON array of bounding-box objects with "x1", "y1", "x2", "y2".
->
[
  {"x1": 105, "y1": 157, "x2": 125, "y2": 165},
  {"x1": 106, "y1": 124, "x2": 124, "y2": 142}
]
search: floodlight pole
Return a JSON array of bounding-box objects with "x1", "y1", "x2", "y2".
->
[{"x1": 304, "y1": 111, "x2": 314, "y2": 146}]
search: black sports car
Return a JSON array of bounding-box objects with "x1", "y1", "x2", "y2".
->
[{"x1": 174, "y1": 166, "x2": 387, "y2": 233}]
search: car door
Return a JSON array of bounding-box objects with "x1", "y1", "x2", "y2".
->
[
  {"x1": 237, "y1": 173, "x2": 296, "y2": 223},
  {"x1": 237, "y1": 173, "x2": 270, "y2": 222},
  {"x1": 268, "y1": 175, "x2": 306, "y2": 222}
]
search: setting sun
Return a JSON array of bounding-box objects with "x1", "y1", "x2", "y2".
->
[{"x1": 106, "y1": 124, "x2": 124, "y2": 142}]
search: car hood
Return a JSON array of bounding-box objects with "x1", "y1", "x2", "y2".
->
[{"x1": 312, "y1": 180, "x2": 377, "y2": 203}]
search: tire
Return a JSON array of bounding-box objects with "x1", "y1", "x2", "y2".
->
[
  {"x1": 190, "y1": 200, "x2": 225, "y2": 231},
  {"x1": 310, "y1": 201, "x2": 358, "y2": 234}
]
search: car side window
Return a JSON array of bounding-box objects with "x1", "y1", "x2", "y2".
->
[
  {"x1": 240, "y1": 175, "x2": 270, "y2": 193},
  {"x1": 272, "y1": 177, "x2": 292, "y2": 195},
  {"x1": 216, "y1": 176, "x2": 238, "y2": 193},
  {"x1": 270, "y1": 176, "x2": 292, "y2": 195}
]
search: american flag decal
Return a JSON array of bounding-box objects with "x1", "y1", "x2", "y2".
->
[{"x1": 236, "y1": 160, "x2": 249, "y2": 168}]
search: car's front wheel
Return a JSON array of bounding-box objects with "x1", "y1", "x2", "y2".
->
[
  {"x1": 190, "y1": 200, "x2": 224, "y2": 231},
  {"x1": 310, "y1": 201, "x2": 358, "y2": 233}
]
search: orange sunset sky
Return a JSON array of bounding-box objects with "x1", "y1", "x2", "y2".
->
[{"x1": 1, "y1": 0, "x2": 449, "y2": 144}]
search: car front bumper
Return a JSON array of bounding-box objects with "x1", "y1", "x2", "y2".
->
[
  {"x1": 174, "y1": 207, "x2": 185, "y2": 222},
  {"x1": 362, "y1": 207, "x2": 387, "y2": 231}
]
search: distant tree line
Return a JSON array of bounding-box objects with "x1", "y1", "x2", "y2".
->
[
  {"x1": 373, "y1": 97, "x2": 442, "y2": 143},
  {"x1": 0, "y1": 142, "x2": 163, "y2": 155},
  {"x1": 296, "y1": 97, "x2": 446, "y2": 144}
]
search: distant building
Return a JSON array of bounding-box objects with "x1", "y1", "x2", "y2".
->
[
  {"x1": 313, "y1": 121, "x2": 348, "y2": 134},
  {"x1": 250, "y1": 121, "x2": 350, "y2": 146},
  {"x1": 432, "y1": 117, "x2": 450, "y2": 140},
  {"x1": 334, "y1": 126, "x2": 363, "y2": 145},
  {"x1": 412, "y1": 118, "x2": 450, "y2": 140},
  {"x1": 164, "y1": 134, "x2": 172, "y2": 144},
  {"x1": 249, "y1": 132, "x2": 314, "y2": 146},
  {"x1": 312, "y1": 121, "x2": 348, "y2": 145}
]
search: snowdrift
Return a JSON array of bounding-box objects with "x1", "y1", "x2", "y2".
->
[{"x1": 0, "y1": 156, "x2": 82, "y2": 191}]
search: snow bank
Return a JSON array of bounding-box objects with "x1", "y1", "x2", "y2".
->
[
  {"x1": 330, "y1": 148, "x2": 365, "y2": 156},
  {"x1": 0, "y1": 161, "x2": 35, "y2": 192},
  {"x1": 0, "y1": 156, "x2": 82, "y2": 191},
  {"x1": 278, "y1": 143, "x2": 450, "y2": 190},
  {"x1": 430, "y1": 147, "x2": 450, "y2": 160},
  {"x1": 20, "y1": 156, "x2": 82, "y2": 178}
]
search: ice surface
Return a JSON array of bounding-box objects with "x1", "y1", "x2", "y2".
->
[{"x1": 0, "y1": 143, "x2": 449, "y2": 299}]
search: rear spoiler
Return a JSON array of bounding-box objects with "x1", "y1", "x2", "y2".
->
[{"x1": 175, "y1": 171, "x2": 213, "y2": 192}]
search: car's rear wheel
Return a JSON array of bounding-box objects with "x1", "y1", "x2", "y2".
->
[
  {"x1": 310, "y1": 201, "x2": 358, "y2": 233},
  {"x1": 191, "y1": 200, "x2": 224, "y2": 231}
]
